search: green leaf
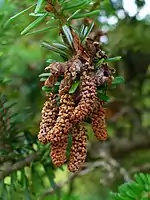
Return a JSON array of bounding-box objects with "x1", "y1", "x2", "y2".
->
[
  {"x1": 7, "y1": 112, "x2": 23, "y2": 123},
  {"x1": 55, "y1": 82, "x2": 61, "y2": 86},
  {"x1": 81, "y1": 22, "x2": 95, "y2": 42},
  {"x1": 24, "y1": 175, "x2": 30, "y2": 200},
  {"x1": 31, "y1": 165, "x2": 45, "y2": 194},
  {"x1": 69, "y1": 80, "x2": 80, "y2": 94},
  {"x1": 46, "y1": 59, "x2": 57, "y2": 63},
  {"x1": 39, "y1": 73, "x2": 51, "y2": 77},
  {"x1": 104, "y1": 56, "x2": 122, "y2": 63},
  {"x1": 20, "y1": 168, "x2": 25, "y2": 186},
  {"x1": 53, "y1": 42, "x2": 70, "y2": 52},
  {"x1": 67, "y1": 9, "x2": 81, "y2": 21},
  {"x1": 1, "y1": 183, "x2": 7, "y2": 200},
  {"x1": 43, "y1": 165, "x2": 60, "y2": 199},
  {"x1": 0, "y1": 181, "x2": 5, "y2": 195},
  {"x1": 126, "y1": 190, "x2": 138, "y2": 199},
  {"x1": 62, "y1": 25, "x2": 73, "y2": 49},
  {"x1": 42, "y1": 86, "x2": 52, "y2": 92},
  {"x1": 62, "y1": 0, "x2": 91, "y2": 11},
  {"x1": 96, "y1": 58, "x2": 105, "y2": 65},
  {"x1": 128, "y1": 182, "x2": 144, "y2": 196},
  {"x1": 81, "y1": 26, "x2": 88, "y2": 40},
  {"x1": 4, "y1": 4, "x2": 36, "y2": 27},
  {"x1": 97, "y1": 93, "x2": 110, "y2": 102},
  {"x1": 146, "y1": 174, "x2": 150, "y2": 185},
  {"x1": 135, "y1": 173, "x2": 145, "y2": 186},
  {"x1": 34, "y1": 0, "x2": 44, "y2": 13},
  {"x1": 29, "y1": 12, "x2": 45, "y2": 17},
  {"x1": 66, "y1": 134, "x2": 72, "y2": 159},
  {"x1": 41, "y1": 41, "x2": 70, "y2": 59},
  {"x1": 3, "y1": 102, "x2": 17, "y2": 111},
  {"x1": 21, "y1": 13, "x2": 48, "y2": 35},
  {"x1": 118, "y1": 183, "x2": 138, "y2": 198},
  {"x1": 53, "y1": 82, "x2": 60, "y2": 93},
  {"x1": 110, "y1": 174, "x2": 150, "y2": 200},
  {"x1": 79, "y1": 25, "x2": 85, "y2": 38},
  {"x1": 112, "y1": 76, "x2": 124, "y2": 85},
  {"x1": 117, "y1": 193, "x2": 132, "y2": 200},
  {"x1": 110, "y1": 192, "x2": 121, "y2": 200},
  {"x1": 138, "y1": 173, "x2": 149, "y2": 185},
  {"x1": 25, "y1": 26, "x2": 52, "y2": 36},
  {"x1": 118, "y1": 183, "x2": 129, "y2": 195},
  {"x1": 70, "y1": 10, "x2": 100, "y2": 19},
  {"x1": 40, "y1": 77, "x2": 47, "y2": 82},
  {"x1": 79, "y1": 23, "x2": 96, "y2": 43},
  {"x1": 59, "y1": 166, "x2": 65, "y2": 171}
]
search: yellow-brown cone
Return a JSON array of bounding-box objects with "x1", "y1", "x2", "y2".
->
[
  {"x1": 71, "y1": 70, "x2": 96, "y2": 124},
  {"x1": 50, "y1": 141, "x2": 67, "y2": 167},
  {"x1": 91, "y1": 100, "x2": 108, "y2": 141},
  {"x1": 68, "y1": 125, "x2": 87, "y2": 172},
  {"x1": 47, "y1": 94, "x2": 75, "y2": 143},
  {"x1": 38, "y1": 93, "x2": 58, "y2": 144}
]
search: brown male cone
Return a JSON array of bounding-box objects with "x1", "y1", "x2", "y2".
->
[
  {"x1": 68, "y1": 124, "x2": 87, "y2": 172},
  {"x1": 71, "y1": 69, "x2": 97, "y2": 124},
  {"x1": 91, "y1": 100, "x2": 108, "y2": 141},
  {"x1": 48, "y1": 94, "x2": 75, "y2": 167},
  {"x1": 50, "y1": 140, "x2": 68, "y2": 167},
  {"x1": 38, "y1": 93, "x2": 58, "y2": 144},
  {"x1": 47, "y1": 94, "x2": 75, "y2": 144}
]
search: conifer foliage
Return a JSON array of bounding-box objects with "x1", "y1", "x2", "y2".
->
[{"x1": 111, "y1": 173, "x2": 150, "y2": 200}]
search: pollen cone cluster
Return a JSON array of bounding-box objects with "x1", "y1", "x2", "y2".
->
[{"x1": 38, "y1": 34, "x2": 115, "y2": 172}]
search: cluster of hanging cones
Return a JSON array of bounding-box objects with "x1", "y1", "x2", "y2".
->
[{"x1": 38, "y1": 31, "x2": 115, "y2": 172}]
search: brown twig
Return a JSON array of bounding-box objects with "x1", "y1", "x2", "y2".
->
[
  {"x1": 0, "y1": 152, "x2": 40, "y2": 179},
  {"x1": 41, "y1": 157, "x2": 130, "y2": 198},
  {"x1": 1, "y1": 131, "x2": 150, "y2": 180},
  {"x1": 131, "y1": 163, "x2": 150, "y2": 174}
]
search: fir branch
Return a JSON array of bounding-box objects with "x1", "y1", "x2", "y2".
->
[
  {"x1": 0, "y1": 152, "x2": 40, "y2": 179},
  {"x1": 1, "y1": 133, "x2": 150, "y2": 180}
]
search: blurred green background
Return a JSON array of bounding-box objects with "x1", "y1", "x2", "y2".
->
[{"x1": 0, "y1": 0, "x2": 150, "y2": 199}]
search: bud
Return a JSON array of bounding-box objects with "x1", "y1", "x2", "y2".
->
[{"x1": 59, "y1": 58, "x2": 83, "y2": 96}]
